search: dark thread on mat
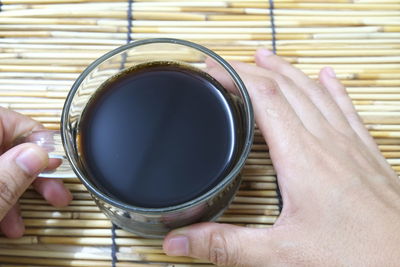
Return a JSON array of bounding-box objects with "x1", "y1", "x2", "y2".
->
[
  {"x1": 0, "y1": 1, "x2": 2, "y2": 12},
  {"x1": 111, "y1": 224, "x2": 118, "y2": 267},
  {"x1": 120, "y1": 0, "x2": 133, "y2": 70},
  {"x1": 268, "y1": 0, "x2": 277, "y2": 54},
  {"x1": 276, "y1": 181, "x2": 283, "y2": 212},
  {"x1": 126, "y1": 0, "x2": 133, "y2": 44},
  {"x1": 268, "y1": 0, "x2": 282, "y2": 212},
  {"x1": 113, "y1": 0, "x2": 133, "y2": 260}
]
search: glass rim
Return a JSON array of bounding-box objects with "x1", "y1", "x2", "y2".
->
[{"x1": 62, "y1": 38, "x2": 254, "y2": 213}]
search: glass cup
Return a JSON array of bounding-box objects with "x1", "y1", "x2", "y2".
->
[{"x1": 24, "y1": 38, "x2": 254, "y2": 238}]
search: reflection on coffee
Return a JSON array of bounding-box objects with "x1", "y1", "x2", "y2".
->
[{"x1": 78, "y1": 61, "x2": 242, "y2": 208}]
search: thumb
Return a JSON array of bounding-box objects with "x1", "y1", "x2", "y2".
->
[
  {"x1": 0, "y1": 143, "x2": 48, "y2": 219},
  {"x1": 163, "y1": 222, "x2": 277, "y2": 266}
]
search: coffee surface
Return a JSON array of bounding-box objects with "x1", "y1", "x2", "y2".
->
[{"x1": 79, "y1": 62, "x2": 239, "y2": 208}]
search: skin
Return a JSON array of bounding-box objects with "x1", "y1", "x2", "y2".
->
[
  {"x1": 163, "y1": 49, "x2": 400, "y2": 266},
  {"x1": 0, "y1": 107, "x2": 72, "y2": 238},
  {"x1": 1, "y1": 49, "x2": 399, "y2": 265}
]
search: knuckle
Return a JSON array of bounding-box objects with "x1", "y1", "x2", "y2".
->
[
  {"x1": 0, "y1": 179, "x2": 15, "y2": 208},
  {"x1": 208, "y1": 231, "x2": 239, "y2": 266},
  {"x1": 345, "y1": 111, "x2": 362, "y2": 125},
  {"x1": 272, "y1": 73, "x2": 291, "y2": 84},
  {"x1": 255, "y1": 77, "x2": 280, "y2": 97}
]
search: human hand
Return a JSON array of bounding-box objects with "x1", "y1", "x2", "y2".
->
[
  {"x1": 163, "y1": 49, "x2": 400, "y2": 266},
  {"x1": 0, "y1": 107, "x2": 72, "y2": 238}
]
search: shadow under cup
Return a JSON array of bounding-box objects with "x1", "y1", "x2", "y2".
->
[{"x1": 61, "y1": 38, "x2": 254, "y2": 237}]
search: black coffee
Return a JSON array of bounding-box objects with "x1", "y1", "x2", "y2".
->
[{"x1": 79, "y1": 61, "x2": 241, "y2": 208}]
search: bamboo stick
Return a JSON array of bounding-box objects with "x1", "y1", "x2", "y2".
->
[
  {"x1": 0, "y1": 43, "x2": 118, "y2": 51},
  {"x1": 233, "y1": 2, "x2": 400, "y2": 10},
  {"x1": 19, "y1": 202, "x2": 279, "y2": 213},
  {"x1": 2, "y1": 68, "x2": 393, "y2": 82},
  {"x1": 9, "y1": 3, "x2": 394, "y2": 15},
  {"x1": 0, "y1": 236, "x2": 37, "y2": 244},
  {"x1": 0, "y1": 59, "x2": 94, "y2": 66},
  {"x1": 0, "y1": 0, "x2": 382, "y2": 3},
  {"x1": 24, "y1": 228, "x2": 135, "y2": 237},
  {"x1": 218, "y1": 215, "x2": 276, "y2": 224},
  {"x1": 225, "y1": 209, "x2": 280, "y2": 215},
  {"x1": 21, "y1": 211, "x2": 108, "y2": 220},
  {"x1": 348, "y1": 87, "x2": 400, "y2": 93},
  {"x1": 38, "y1": 236, "x2": 163, "y2": 246},
  {"x1": 0, "y1": 65, "x2": 85, "y2": 73},
  {"x1": 0, "y1": 249, "x2": 110, "y2": 260},
  {"x1": 137, "y1": 254, "x2": 206, "y2": 263},
  {"x1": 0, "y1": 257, "x2": 113, "y2": 267},
  {"x1": 296, "y1": 56, "x2": 400, "y2": 64},
  {"x1": 243, "y1": 175, "x2": 276, "y2": 182},
  {"x1": 208, "y1": 15, "x2": 400, "y2": 27},
  {"x1": 64, "y1": 184, "x2": 88, "y2": 191},
  {"x1": 246, "y1": 158, "x2": 272, "y2": 165},
  {"x1": 249, "y1": 9, "x2": 400, "y2": 16},
  {"x1": 246, "y1": 224, "x2": 271, "y2": 229},
  {"x1": 30, "y1": 2, "x2": 228, "y2": 8},
  {"x1": 1, "y1": 17, "x2": 399, "y2": 29},
  {"x1": 127, "y1": 247, "x2": 164, "y2": 255},
  {"x1": 379, "y1": 145, "x2": 400, "y2": 151},
  {"x1": 2, "y1": 25, "x2": 396, "y2": 35},
  {"x1": 0, "y1": 254, "x2": 163, "y2": 267},
  {"x1": 0, "y1": 72, "x2": 79, "y2": 79},
  {"x1": 233, "y1": 196, "x2": 279, "y2": 205},
  {"x1": 241, "y1": 182, "x2": 277, "y2": 190},
  {"x1": 374, "y1": 139, "x2": 400, "y2": 145},
  {"x1": 0, "y1": 91, "x2": 68, "y2": 98},
  {"x1": 353, "y1": 101, "x2": 400, "y2": 106},
  {"x1": 0, "y1": 79, "x2": 72, "y2": 85},
  {"x1": 2, "y1": 37, "x2": 400, "y2": 48},
  {"x1": 20, "y1": 199, "x2": 96, "y2": 206},
  {"x1": 20, "y1": 204, "x2": 100, "y2": 212},
  {"x1": 1, "y1": 10, "x2": 207, "y2": 20},
  {"x1": 242, "y1": 169, "x2": 277, "y2": 176},
  {"x1": 237, "y1": 190, "x2": 278, "y2": 197},
  {"x1": 3, "y1": 31, "x2": 400, "y2": 42},
  {"x1": 23, "y1": 219, "x2": 112, "y2": 228},
  {"x1": 3, "y1": 9, "x2": 398, "y2": 23},
  {"x1": 367, "y1": 125, "x2": 400, "y2": 131},
  {"x1": 359, "y1": 112, "x2": 400, "y2": 124}
]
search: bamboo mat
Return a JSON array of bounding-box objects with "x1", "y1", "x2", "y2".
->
[{"x1": 0, "y1": 0, "x2": 399, "y2": 266}]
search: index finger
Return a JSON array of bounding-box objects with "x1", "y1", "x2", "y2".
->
[{"x1": 0, "y1": 107, "x2": 43, "y2": 153}]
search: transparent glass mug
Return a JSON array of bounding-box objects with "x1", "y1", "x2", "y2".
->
[{"x1": 25, "y1": 38, "x2": 254, "y2": 238}]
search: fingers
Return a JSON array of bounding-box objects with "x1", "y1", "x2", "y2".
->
[
  {"x1": 225, "y1": 61, "x2": 332, "y2": 137},
  {"x1": 255, "y1": 49, "x2": 354, "y2": 137},
  {"x1": 206, "y1": 60, "x2": 307, "y2": 157},
  {"x1": 0, "y1": 107, "x2": 43, "y2": 152},
  {"x1": 33, "y1": 178, "x2": 72, "y2": 208},
  {"x1": 318, "y1": 67, "x2": 381, "y2": 153},
  {"x1": 0, "y1": 143, "x2": 48, "y2": 219},
  {"x1": 0, "y1": 204, "x2": 24, "y2": 238},
  {"x1": 164, "y1": 222, "x2": 277, "y2": 266},
  {"x1": 207, "y1": 57, "x2": 326, "y2": 198}
]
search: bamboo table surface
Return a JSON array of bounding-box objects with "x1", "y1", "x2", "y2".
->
[{"x1": 0, "y1": 0, "x2": 399, "y2": 266}]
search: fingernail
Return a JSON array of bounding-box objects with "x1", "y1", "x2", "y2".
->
[
  {"x1": 16, "y1": 147, "x2": 46, "y2": 176},
  {"x1": 257, "y1": 48, "x2": 274, "y2": 57},
  {"x1": 325, "y1": 67, "x2": 336, "y2": 78},
  {"x1": 165, "y1": 235, "x2": 189, "y2": 256}
]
